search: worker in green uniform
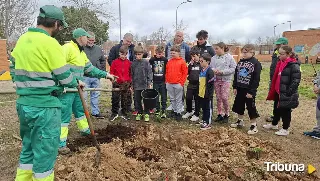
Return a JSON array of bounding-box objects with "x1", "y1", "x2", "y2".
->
[
  {"x1": 58, "y1": 28, "x2": 116, "y2": 154},
  {"x1": 10, "y1": 5, "x2": 84, "y2": 181}
]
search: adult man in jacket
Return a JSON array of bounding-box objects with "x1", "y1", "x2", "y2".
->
[
  {"x1": 165, "y1": 31, "x2": 191, "y2": 62},
  {"x1": 108, "y1": 33, "x2": 135, "y2": 65},
  {"x1": 83, "y1": 31, "x2": 106, "y2": 119},
  {"x1": 10, "y1": 5, "x2": 84, "y2": 181},
  {"x1": 59, "y1": 28, "x2": 116, "y2": 154}
]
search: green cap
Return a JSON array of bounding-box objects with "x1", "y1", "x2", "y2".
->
[
  {"x1": 274, "y1": 37, "x2": 288, "y2": 45},
  {"x1": 72, "y1": 28, "x2": 92, "y2": 39},
  {"x1": 39, "y1": 5, "x2": 68, "y2": 28}
]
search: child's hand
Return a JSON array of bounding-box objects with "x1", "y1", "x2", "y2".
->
[
  {"x1": 233, "y1": 89, "x2": 237, "y2": 95},
  {"x1": 246, "y1": 93, "x2": 253, "y2": 98},
  {"x1": 215, "y1": 70, "x2": 222, "y2": 75}
]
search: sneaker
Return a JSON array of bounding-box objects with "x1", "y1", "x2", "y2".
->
[
  {"x1": 263, "y1": 124, "x2": 279, "y2": 130},
  {"x1": 222, "y1": 115, "x2": 230, "y2": 123},
  {"x1": 168, "y1": 111, "x2": 175, "y2": 118},
  {"x1": 214, "y1": 114, "x2": 224, "y2": 122},
  {"x1": 230, "y1": 119, "x2": 244, "y2": 128},
  {"x1": 190, "y1": 115, "x2": 199, "y2": 122},
  {"x1": 136, "y1": 114, "x2": 142, "y2": 121},
  {"x1": 149, "y1": 109, "x2": 155, "y2": 114},
  {"x1": 166, "y1": 104, "x2": 173, "y2": 111},
  {"x1": 144, "y1": 114, "x2": 150, "y2": 122},
  {"x1": 303, "y1": 131, "x2": 320, "y2": 139},
  {"x1": 248, "y1": 124, "x2": 258, "y2": 135},
  {"x1": 275, "y1": 129, "x2": 290, "y2": 136},
  {"x1": 182, "y1": 111, "x2": 194, "y2": 119},
  {"x1": 58, "y1": 147, "x2": 71, "y2": 155},
  {"x1": 132, "y1": 111, "x2": 138, "y2": 116},
  {"x1": 92, "y1": 113, "x2": 105, "y2": 119},
  {"x1": 266, "y1": 116, "x2": 273, "y2": 122},
  {"x1": 110, "y1": 113, "x2": 118, "y2": 122},
  {"x1": 200, "y1": 122, "x2": 212, "y2": 130},
  {"x1": 175, "y1": 113, "x2": 182, "y2": 121},
  {"x1": 161, "y1": 112, "x2": 166, "y2": 118},
  {"x1": 120, "y1": 112, "x2": 130, "y2": 120}
]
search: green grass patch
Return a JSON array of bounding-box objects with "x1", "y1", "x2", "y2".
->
[{"x1": 256, "y1": 63, "x2": 320, "y2": 100}]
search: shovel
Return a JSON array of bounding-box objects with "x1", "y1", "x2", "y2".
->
[{"x1": 77, "y1": 85, "x2": 101, "y2": 168}]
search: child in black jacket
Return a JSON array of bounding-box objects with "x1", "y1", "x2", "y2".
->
[
  {"x1": 149, "y1": 45, "x2": 168, "y2": 118},
  {"x1": 231, "y1": 44, "x2": 262, "y2": 135},
  {"x1": 198, "y1": 53, "x2": 214, "y2": 130},
  {"x1": 183, "y1": 47, "x2": 201, "y2": 121}
]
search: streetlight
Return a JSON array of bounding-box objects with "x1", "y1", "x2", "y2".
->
[
  {"x1": 273, "y1": 21, "x2": 292, "y2": 37},
  {"x1": 287, "y1": 20, "x2": 292, "y2": 30},
  {"x1": 274, "y1": 24, "x2": 279, "y2": 37},
  {"x1": 119, "y1": 0, "x2": 122, "y2": 41},
  {"x1": 176, "y1": 0, "x2": 192, "y2": 32}
]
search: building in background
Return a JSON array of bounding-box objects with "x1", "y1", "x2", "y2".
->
[
  {"x1": 283, "y1": 28, "x2": 320, "y2": 63},
  {"x1": 0, "y1": 39, "x2": 11, "y2": 80}
]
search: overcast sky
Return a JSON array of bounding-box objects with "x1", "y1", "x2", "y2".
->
[{"x1": 39, "y1": 0, "x2": 319, "y2": 43}]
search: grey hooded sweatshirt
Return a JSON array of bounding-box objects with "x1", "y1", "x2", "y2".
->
[{"x1": 209, "y1": 53, "x2": 237, "y2": 82}]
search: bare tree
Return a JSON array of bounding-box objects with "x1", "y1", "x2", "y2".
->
[
  {"x1": 0, "y1": 0, "x2": 37, "y2": 45},
  {"x1": 133, "y1": 33, "x2": 139, "y2": 41},
  {"x1": 149, "y1": 26, "x2": 172, "y2": 45},
  {"x1": 59, "y1": 0, "x2": 114, "y2": 20},
  {"x1": 208, "y1": 37, "x2": 223, "y2": 45},
  {"x1": 245, "y1": 38, "x2": 252, "y2": 44},
  {"x1": 228, "y1": 39, "x2": 241, "y2": 46},
  {"x1": 173, "y1": 19, "x2": 188, "y2": 32},
  {"x1": 255, "y1": 37, "x2": 264, "y2": 54},
  {"x1": 255, "y1": 37, "x2": 263, "y2": 46}
]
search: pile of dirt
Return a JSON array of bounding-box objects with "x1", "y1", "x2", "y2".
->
[{"x1": 55, "y1": 123, "x2": 319, "y2": 181}]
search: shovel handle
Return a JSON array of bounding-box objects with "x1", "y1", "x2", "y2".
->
[{"x1": 76, "y1": 83, "x2": 96, "y2": 136}]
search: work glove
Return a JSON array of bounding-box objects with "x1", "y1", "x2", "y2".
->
[
  {"x1": 78, "y1": 80, "x2": 86, "y2": 90},
  {"x1": 106, "y1": 74, "x2": 118, "y2": 82}
]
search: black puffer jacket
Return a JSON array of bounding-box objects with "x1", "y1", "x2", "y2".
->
[
  {"x1": 267, "y1": 60, "x2": 301, "y2": 109},
  {"x1": 193, "y1": 42, "x2": 215, "y2": 57}
]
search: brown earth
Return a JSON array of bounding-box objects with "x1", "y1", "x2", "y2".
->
[{"x1": 55, "y1": 121, "x2": 319, "y2": 181}]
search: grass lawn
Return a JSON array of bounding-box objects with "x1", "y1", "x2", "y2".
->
[{"x1": 257, "y1": 62, "x2": 320, "y2": 100}]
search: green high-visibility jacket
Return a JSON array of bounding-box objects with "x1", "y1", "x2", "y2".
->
[
  {"x1": 9, "y1": 28, "x2": 78, "y2": 108},
  {"x1": 62, "y1": 40, "x2": 108, "y2": 81}
]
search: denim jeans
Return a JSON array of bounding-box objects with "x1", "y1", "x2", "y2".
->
[{"x1": 84, "y1": 77, "x2": 100, "y2": 115}]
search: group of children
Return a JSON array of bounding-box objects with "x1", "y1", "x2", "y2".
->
[{"x1": 109, "y1": 41, "x2": 301, "y2": 135}]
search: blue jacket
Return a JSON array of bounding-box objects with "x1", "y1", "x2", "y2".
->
[{"x1": 165, "y1": 41, "x2": 191, "y2": 62}]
